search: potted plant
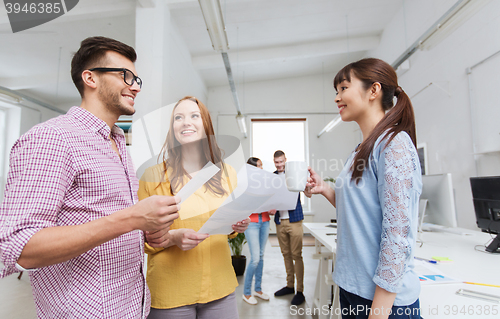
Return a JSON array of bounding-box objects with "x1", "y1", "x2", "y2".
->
[
  {"x1": 228, "y1": 232, "x2": 247, "y2": 276},
  {"x1": 323, "y1": 177, "x2": 336, "y2": 184}
]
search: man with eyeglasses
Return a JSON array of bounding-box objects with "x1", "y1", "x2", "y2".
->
[{"x1": 0, "y1": 36, "x2": 179, "y2": 319}]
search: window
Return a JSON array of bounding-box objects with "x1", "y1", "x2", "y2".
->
[{"x1": 251, "y1": 118, "x2": 309, "y2": 211}]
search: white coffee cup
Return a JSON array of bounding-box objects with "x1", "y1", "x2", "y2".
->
[{"x1": 285, "y1": 161, "x2": 308, "y2": 192}]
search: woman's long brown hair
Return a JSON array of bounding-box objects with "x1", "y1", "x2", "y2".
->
[
  {"x1": 158, "y1": 96, "x2": 227, "y2": 196},
  {"x1": 333, "y1": 58, "x2": 417, "y2": 184}
]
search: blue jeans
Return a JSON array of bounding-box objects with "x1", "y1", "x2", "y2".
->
[
  {"x1": 339, "y1": 287, "x2": 421, "y2": 319},
  {"x1": 243, "y1": 215, "x2": 269, "y2": 296}
]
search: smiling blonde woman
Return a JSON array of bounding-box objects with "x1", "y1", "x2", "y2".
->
[{"x1": 139, "y1": 96, "x2": 250, "y2": 319}]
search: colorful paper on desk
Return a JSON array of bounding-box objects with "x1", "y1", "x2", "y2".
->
[
  {"x1": 432, "y1": 256, "x2": 453, "y2": 263},
  {"x1": 177, "y1": 161, "x2": 220, "y2": 219},
  {"x1": 414, "y1": 260, "x2": 461, "y2": 285}
]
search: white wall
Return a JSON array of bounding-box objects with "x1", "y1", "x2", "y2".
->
[
  {"x1": 369, "y1": 0, "x2": 458, "y2": 64},
  {"x1": 134, "y1": 2, "x2": 206, "y2": 120},
  {"x1": 131, "y1": 3, "x2": 207, "y2": 173},
  {"x1": 0, "y1": 103, "x2": 20, "y2": 200},
  {"x1": 0, "y1": 99, "x2": 62, "y2": 200},
  {"x1": 207, "y1": 73, "x2": 359, "y2": 223},
  {"x1": 367, "y1": 0, "x2": 500, "y2": 230},
  {"x1": 164, "y1": 21, "x2": 207, "y2": 104},
  {"x1": 18, "y1": 103, "x2": 64, "y2": 136}
]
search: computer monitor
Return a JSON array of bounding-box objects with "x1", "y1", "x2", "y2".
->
[
  {"x1": 420, "y1": 173, "x2": 458, "y2": 228},
  {"x1": 470, "y1": 176, "x2": 500, "y2": 253}
]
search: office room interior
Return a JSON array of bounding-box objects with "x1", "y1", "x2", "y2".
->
[{"x1": 1, "y1": 0, "x2": 500, "y2": 318}]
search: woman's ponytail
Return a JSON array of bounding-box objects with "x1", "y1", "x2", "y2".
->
[{"x1": 378, "y1": 87, "x2": 417, "y2": 148}]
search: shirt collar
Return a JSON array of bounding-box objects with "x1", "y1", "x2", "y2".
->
[{"x1": 68, "y1": 106, "x2": 124, "y2": 139}]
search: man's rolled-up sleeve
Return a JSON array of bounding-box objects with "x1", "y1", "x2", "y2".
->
[{"x1": 0, "y1": 126, "x2": 75, "y2": 277}]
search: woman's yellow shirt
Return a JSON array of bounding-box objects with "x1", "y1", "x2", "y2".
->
[{"x1": 138, "y1": 163, "x2": 239, "y2": 309}]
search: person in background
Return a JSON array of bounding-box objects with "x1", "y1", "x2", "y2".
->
[
  {"x1": 305, "y1": 58, "x2": 422, "y2": 319},
  {"x1": 271, "y1": 150, "x2": 307, "y2": 306},
  {"x1": 0, "y1": 36, "x2": 179, "y2": 318},
  {"x1": 138, "y1": 96, "x2": 250, "y2": 319},
  {"x1": 242, "y1": 157, "x2": 273, "y2": 305}
]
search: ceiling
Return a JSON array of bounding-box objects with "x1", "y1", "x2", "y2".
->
[{"x1": 0, "y1": 0, "x2": 403, "y2": 110}]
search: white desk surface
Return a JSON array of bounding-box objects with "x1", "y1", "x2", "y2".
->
[
  {"x1": 304, "y1": 222, "x2": 500, "y2": 319},
  {"x1": 304, "y1": 222, "x2": 337, "y2": 252}
]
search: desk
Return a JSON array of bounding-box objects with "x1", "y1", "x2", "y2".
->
[
  {"x1": 304, "y1": 223, "x2": 339, "y2": 319},
  {"x1": 417, "y1": 230, "x2": 500, "y2": 318},
  {"x1": 304, "y1": 222, "x2": 500, "y2": 319}
]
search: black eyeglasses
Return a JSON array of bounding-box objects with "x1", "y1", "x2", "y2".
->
[{"x1": 88, "y1": 67, "x2": 143, "y2": 88}]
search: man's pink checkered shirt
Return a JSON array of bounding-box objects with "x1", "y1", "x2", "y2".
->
[{"x1": 0, "y1": 106, "x2": 151, "y2": 318}]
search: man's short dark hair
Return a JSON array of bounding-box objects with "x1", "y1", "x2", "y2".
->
[
  {"x1": 274, "y1": 150, "x2": 285, "y2": 158},
  {"x1": 247, "y1": 157, "x2": 260, "y2": 167},
  {"x1": 71, "y1": 36, "x2": 137, "y2": 97}
]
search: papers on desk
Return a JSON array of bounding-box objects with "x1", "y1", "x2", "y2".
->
[{"x1": 415, "y1": 259, "x2": 461, "y2": 285}]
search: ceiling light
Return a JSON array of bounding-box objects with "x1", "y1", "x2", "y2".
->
[
  {"x1": 199, "y1": 0, "x2": 246, "y2": 138},
  {"x1": 392, "y1": 0, "x2": 491, "y2": 69},
  {"x1": 198, "y1": 0, "x2": 229, "y2": 52},
  {"x1": 317, "y1": 115, "x2": 342, "y2": 137},
  {"x1": 419, "y1": 0, "x2": 491, "y2": 50},
  {"x1": 0, "y1": 89, "x2": 22, "y2": 104},
  {"x1": 236, "y1": 113, "x2": 247, "y2": 138}
]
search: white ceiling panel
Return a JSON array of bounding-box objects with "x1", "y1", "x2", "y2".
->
[{"x1": 0, "y1": 0, "x2": 403, "y2": 107}]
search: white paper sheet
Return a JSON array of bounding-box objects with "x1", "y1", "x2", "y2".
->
[
  {"x1": 238, "y1": 164, "x2": 298, "y2": 212},
  {"x1": 176, "y1": 161, "x2": 220, "y2": 219},
  {"x1": 198, "y1": 191, "x2": 273, "y2": 235},
  {"x1": 197, "y1": 165, "x2": 301, "y2": 235}
]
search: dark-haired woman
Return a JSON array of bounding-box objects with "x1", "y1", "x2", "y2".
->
[
  {"x1": 305, "y1": 58, "x2": 422, "y2": 319},
  {"x1": 242, "y1": 157, "x2": 272, "y2": 305},
  {"x1": 138, "y1": 96, "x2": 250, "y2": 319}
]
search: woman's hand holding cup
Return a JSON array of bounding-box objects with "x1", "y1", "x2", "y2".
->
[{"x1": 305, "y1": 167, "x2": 327, "y2": 196}]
